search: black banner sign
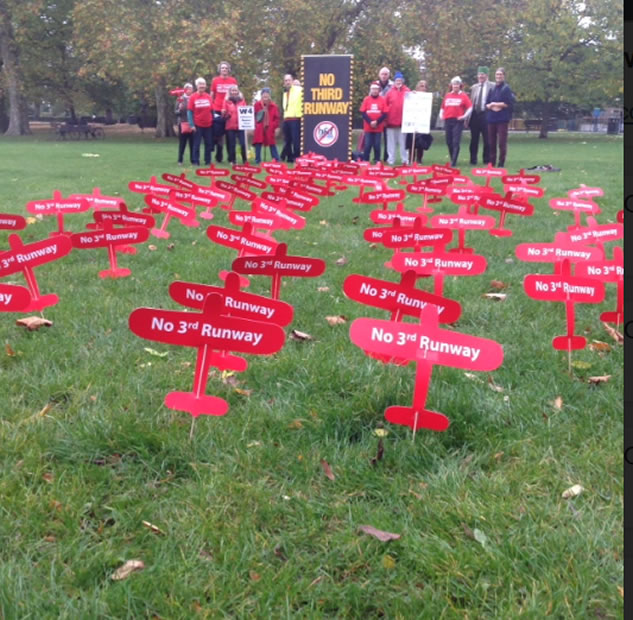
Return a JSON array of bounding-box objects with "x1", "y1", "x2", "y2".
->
[{"x1": 301, "y1": 55, "x2": 353, "y2": 161}]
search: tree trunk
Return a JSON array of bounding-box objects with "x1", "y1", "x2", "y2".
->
[
  {"x1": 0, "y1": 0, "x2": 31, "y2": 135},
  {"x1": 539, "y1": 101, "x2": 550, "y2": 139},
  {"x1": 154, "y1": 81, "x2": 176, "y2": 138}
]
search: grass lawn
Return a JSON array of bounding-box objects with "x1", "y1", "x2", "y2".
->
[{"x1": 0, "y1": 130, "x2": 623, "y2": 618}]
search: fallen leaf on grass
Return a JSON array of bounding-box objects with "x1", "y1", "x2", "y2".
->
[
  {"x1": 571, "y1": 360, "x2": 592, "y2": 370},
  {"x1": 358, "y1": 525, "x2": 401, "y2": 542},
  {"x1": 553, "y1": 396, "x2": 563, "y2": 410},
  {"x1": 494, "y1": 451, "x2": 504, "y2": 461},
  {"x1": 325, "y1": 315, "x2": 347, "y2": 326},
  {"x1": 111, "y1": 559, "x2": 145, "y2": 581},
  {"x1": 290, "y1": 329, "x2": 313, "y2": 341},
  {"x1": 562, "y1": 484, "x2": 584, "y2": 499},
  {"x1": 382, "y1": 554, "x2": 396, "y2": 569},
  {"x1": 319, "y1": 220, "x2": 329, "y2": 227},
  {"x1": 373, "y1": 428, "x2": 389, "y2": 437},
  {"x1": 482, "y1": 293, "x2": 507, "y2": 301},
  {"x1": 234, "y1": 387, "x2": 252, "y2": 397},
  {"x1": 320, "y1": 459, "x2": 335, "y2": 481},
  {"x1": 43, "y1": 535, "x2": 56, "y2": 542},
  {"x1": 488, "y1": 376, "x2": 504, "y2": 393},
  {"x1": 335, "y1": 256, "x2": 348, "y2": 266},
  {"x1": 42, "y1": 472, "x2": 54, "y2": 483},
  {"x1": 587, "y1": 375, "x2": 611, "y2": 385},
  {"x1": 288, "y1": 419, "x2": 303, "y2": 430},
  {"x1": 6, "y1": 343, "x2": 16, "y2": 356},
  {"x1": 249, "y1": 570, "x2": 261, "y2": 582},
  {"x1": 26, "y1": 216, "x2": 38, "y2": 225},
  {"x1": 490, "y1": 279, "x2": 509, "y2": 290},
  {"x1": 317, "y1": 286, "x2": 330, "y2": 292},
  {"x1": 464, "y1": 372, "x2": 483, "y2": 383},
  {"x1": 36, "y1": 402, "x2": 54, "y2": 418},
  {"x1": 148, "y1": 245, "x2": 157, "y2": 251},
  {"x1": 602, "y1": 322, "x2": 623, "y2": 344},
  {"x1": 273, "y1": 545, "x2": 287, "y2": 561},
  {"x1": 142, "y1": 521, "x2": 165, "y2": 536},
  {"x1": 144, "y1": 347, "x2": 168, "y2": 358},
  {"x1": 370, "y1": 438, "x2": 385, "y2": 466},
  {"x1": 589, "y1": 340, "x2": 611, "y2": 353},
  {"x1": 473, "y1": 528, "x2": 488, "y2": 548},
  {"x1": 16, "y1": 316, "x2": 53, "y2": 331}
]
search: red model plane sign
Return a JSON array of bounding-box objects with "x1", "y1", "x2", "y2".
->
[
  {"x1": 0, "y1": 283, "x2": 31, "y2": 312},
  {"x1": 0, "y1": 233, "x2": 72, "y2": 311},
  {"x1": 129, "y1": 294, "x2": 286, "y2": 418},
  {"x1": 349, "y1": 304, "x2": 503, "y2": 432},
  {"x1": 0, "y1": 213, "x2": 27, "y2": 231}
]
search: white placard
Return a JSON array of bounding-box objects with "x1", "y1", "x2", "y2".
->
[
  {"x1": 401, "y1": 92, "x2": 433, "y2": 134},
  {"x1": 238, "y1": 105, "x2": 255, "y2": 130}
]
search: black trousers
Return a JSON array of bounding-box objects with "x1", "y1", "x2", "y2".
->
[
  {"x1": 444, "y1": 118, "x2": 464, "y2": 167},
  {"x1": 469, "y1": 111, "x2": 490, "y2": 164}
]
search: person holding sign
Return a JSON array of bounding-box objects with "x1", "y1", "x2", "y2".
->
[
  {"x1": 360, "y1": 82, "x2": 389, "y2": 163},
  {"x1": 439, "y1": 77, "x2": 472, "y2": 167},
  {"x1": 187, "y1": 77, "x2": 214, "y2": 166},
  {"x1": 404, "y1": 80, "x2": 434, "y2": 164},
  {"x1": 253, "y1": 88, "x2": 280, "y2": 163},
  {"x1": 175, "y1": 82, "x2": 194, "y2": 166},
  {"x1": 486, "y1": 68, "x2": 516, "y2": 168},
  {"x1": 222, "y1": 85, "x2": 248, "y2": 164}
]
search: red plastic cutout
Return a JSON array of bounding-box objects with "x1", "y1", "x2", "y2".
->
[
  {"x1": 0, "y1": 282, "x2": 31, "y2": 312},
  {"x1": 0, "y1": 213, "x2": 27, "y2": 231},
  {"x1": 25, "y1": 190, "x2": 90, "y2": 236},
  {"x1": 71, "y1": 219, "x2": 149, "y2": 278},
  {"x1": 232, "y1": 243, "x2": 326, "y2": 299},
  {"x1": 349, "y1": 304, "x2": 503, "y2": 432},
  {"x1": 523, "y1": 259, "x2": 605, "y2": 351},
  {"x1": 129, "y1": 293, "x2": 286, "y2": 418},
  {"x1": 0, "y1": 233, "x2": 72, "y2": 311}
]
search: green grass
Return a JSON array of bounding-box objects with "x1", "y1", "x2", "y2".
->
[{"x1": 0, "y1": 131, "x2": 623, "y2": 618}]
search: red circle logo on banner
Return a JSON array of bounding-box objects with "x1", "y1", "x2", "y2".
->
[{"x1": 313, "y1": 121, "x2": 339, "y2": 147}]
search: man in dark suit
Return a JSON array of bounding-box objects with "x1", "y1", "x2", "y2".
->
[{"x1": 467, "y1": 67, "x2": 494, "y2": 165}]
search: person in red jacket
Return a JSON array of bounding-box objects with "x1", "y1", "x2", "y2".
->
[
  {"x1": 211, "y1": 61, "x2": 238, "y2": 163},
  {"x1": 187, "y1": 77, "x2": 214, "y2": 166},
  {"x1": 385, "y1": 72, "x2": 410, "y2": 165},
  {"x1": 360, "y1": 82, "x2": 389, "y2": 163},
  {"x1": 439, "y1": 76, "x2": 472, "y2": 167},
  {"x1": 221, "y1": 84, "x2": 248, "y2": 165},
  {"x1": 253, "y1": 88, "x2": 280, "y2": 163}
]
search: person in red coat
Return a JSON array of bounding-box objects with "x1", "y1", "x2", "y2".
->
[
  {"x1": 221, "y1": 84, "x2": 248, "y2": 164},
  {"x1": 385, "y1": 72, "x2": 410, "y2": 165},
  {"x1": 360, "y1": 82, "x2": 389, "y2": 163},
  {"x1": 253, "y1": 88, "x2": 280, "y2": 163},
  {"x1": 211, "y1": 61, "x2": 238, "y2": 163},
  {"x1": 187, "y1": 77, "x2": 214, "y2": 166},
  {"x1": 439, "y1": 76, "x2": 472, "y2": 167}
]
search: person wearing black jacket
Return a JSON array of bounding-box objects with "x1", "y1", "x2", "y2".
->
[{"x1": 485, "y1": 68, "x2": 516, "y2": 168}]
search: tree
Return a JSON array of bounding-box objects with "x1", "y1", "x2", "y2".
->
[
  {"x1": 0, "y1": 0, "x2": 35, "y2": 135},
  {"x1": 73, "y1": 0, "x2": 242, "y2": 138},
  {"x1": 503, "y1": 0, "x2": 622, "y2": 137}
]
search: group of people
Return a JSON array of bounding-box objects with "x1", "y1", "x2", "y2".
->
[
  {"x1": 174, "y1": 63, "x2": 515, "y2": 169},
  {"x1": 360, "y1": 65, "x2": 515, "y2": 168},
  {"x1": 175, "y1": 64, "x2": 304, "y2": 166}
]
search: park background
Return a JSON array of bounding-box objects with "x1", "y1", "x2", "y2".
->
[{"x1": 0, "y1": 1, "x2": 624, "y2": 618}]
